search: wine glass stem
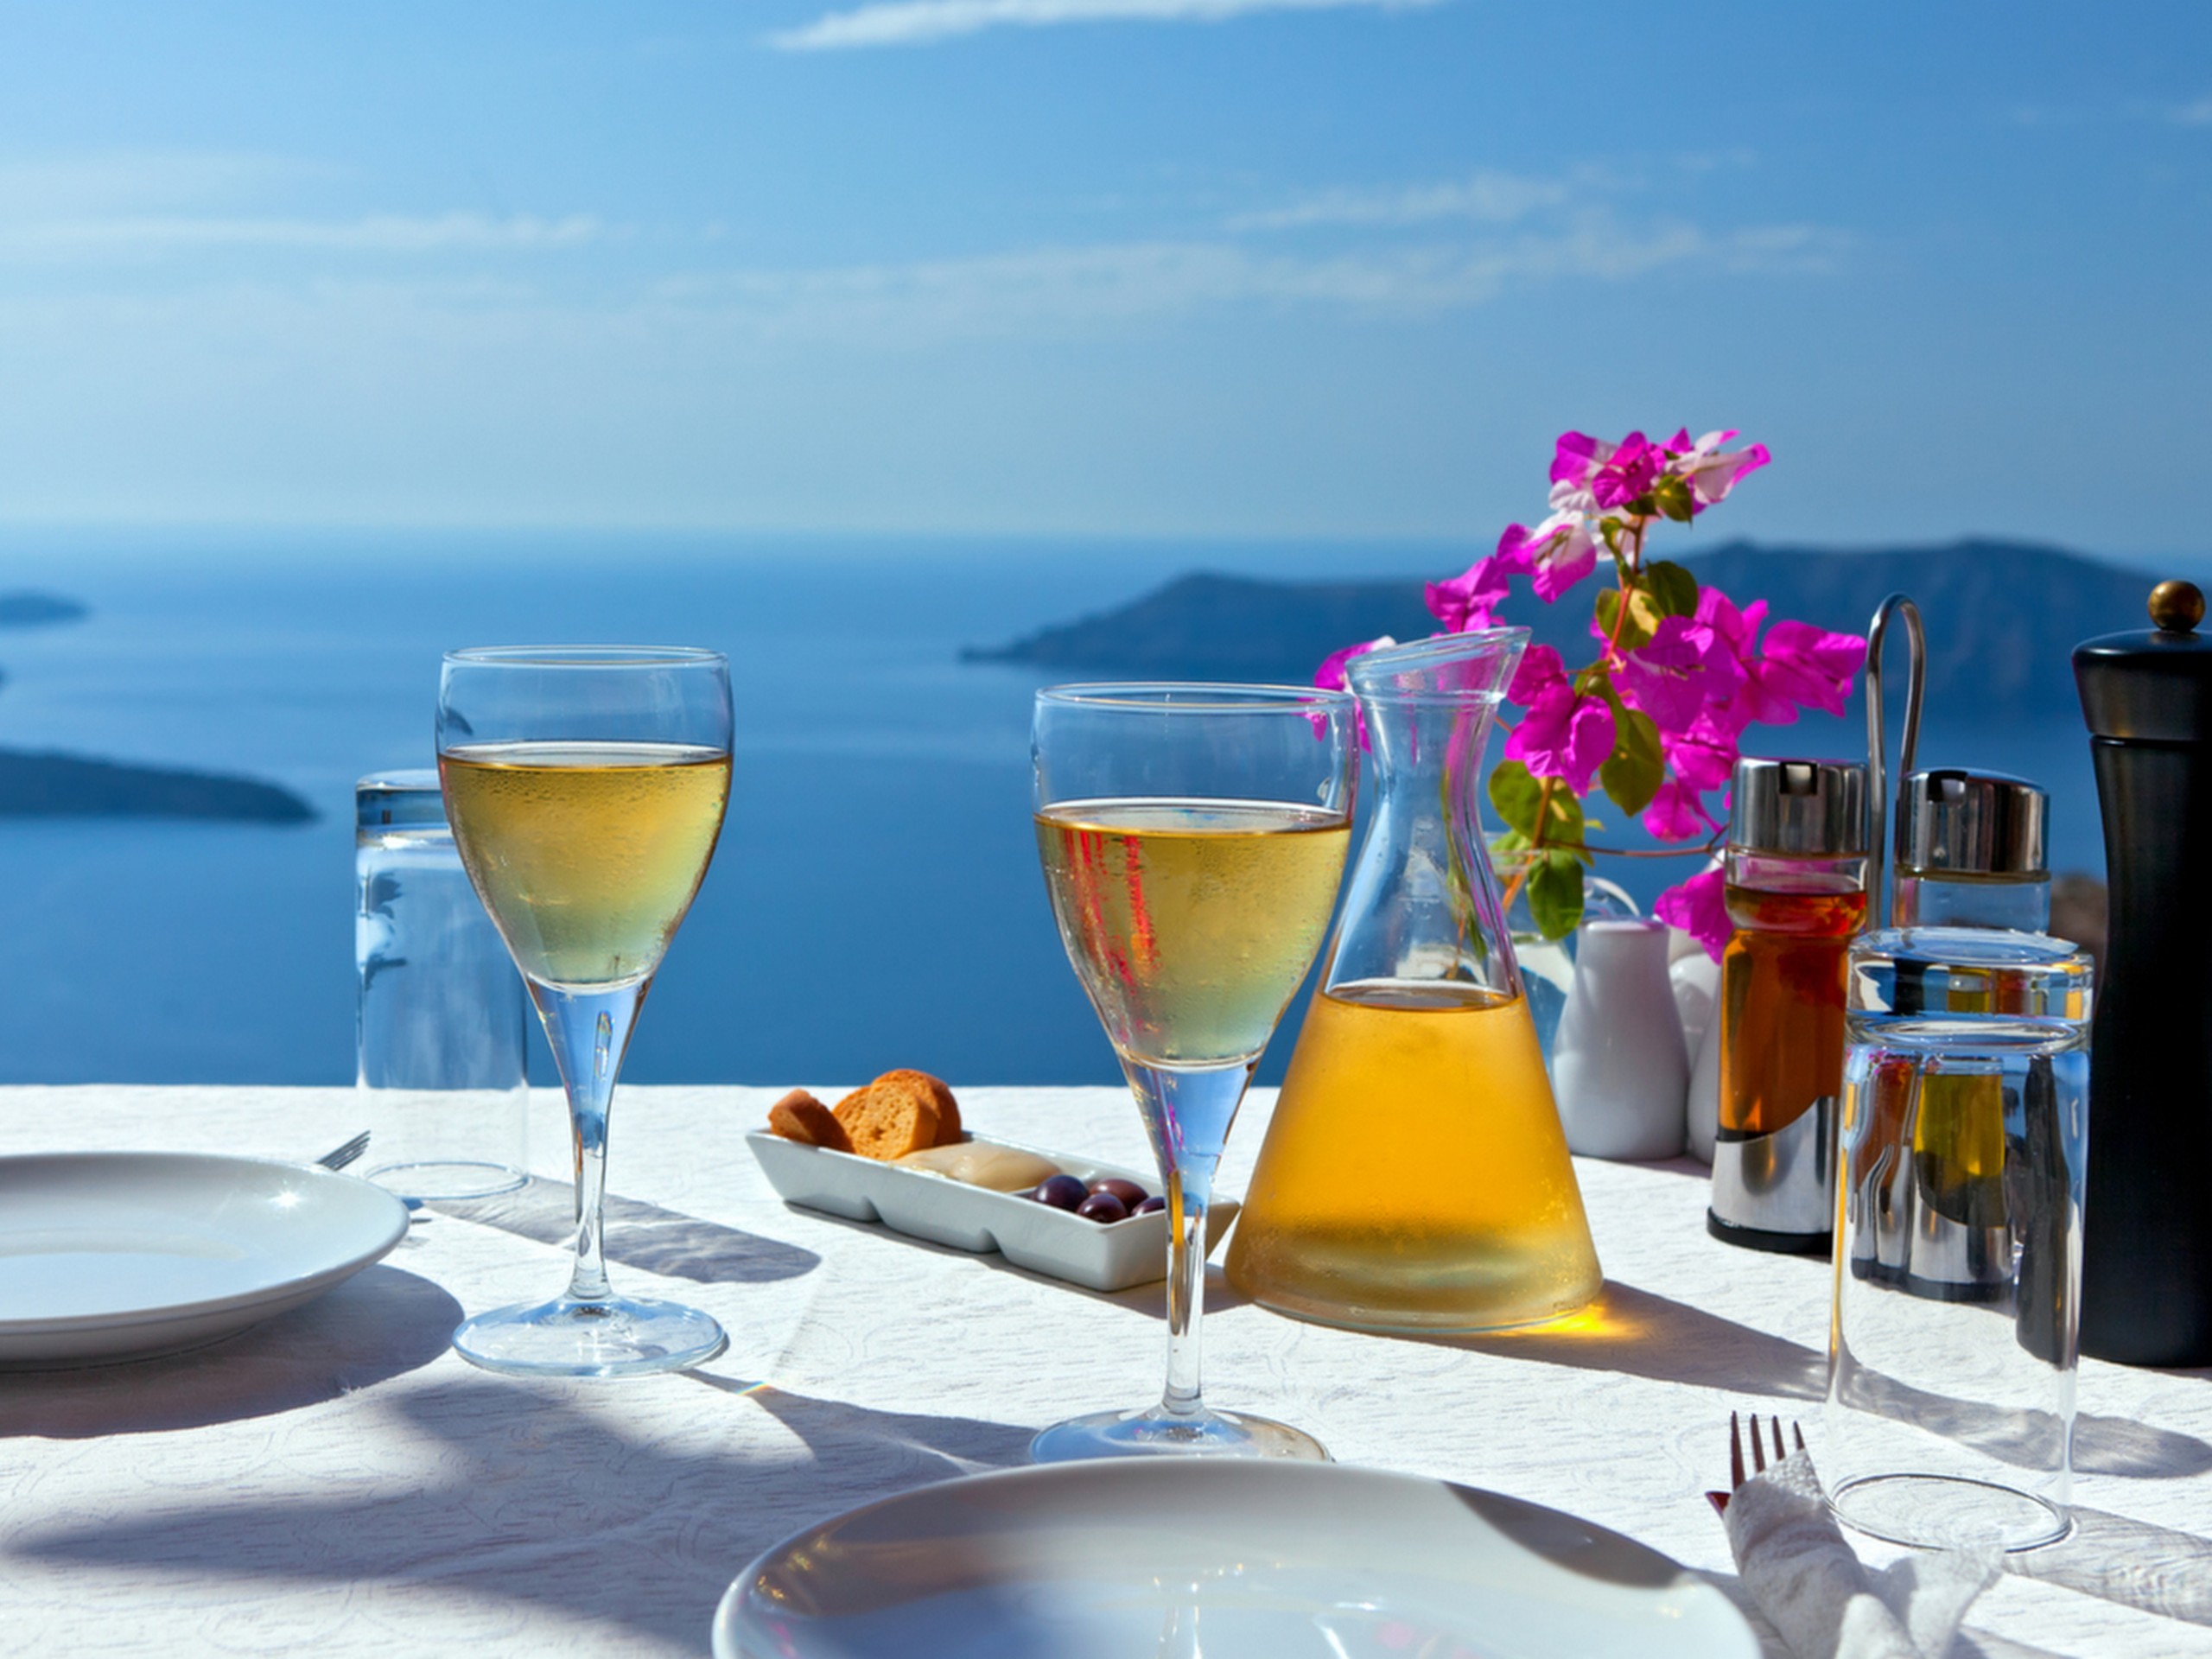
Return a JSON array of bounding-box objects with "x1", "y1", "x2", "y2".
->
[
  {"x1": 1127, "y1": 1058, "x2": 1250, "y2": 1422},
  {"x1": 1163, "y1": 1166, "x2": 1213, "y2": 1418},
  {"x1": 529, "y1": 979, "x2": 648, "y2": 1307}
]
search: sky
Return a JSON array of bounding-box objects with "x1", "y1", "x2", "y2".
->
[{"x1": 0, "y1": 3, "x2": 2207, "y2": 554}]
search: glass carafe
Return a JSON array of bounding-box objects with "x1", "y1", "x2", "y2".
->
[{"x1": 1225, "y1": 629, "x2": 1604, "y2": 1332}]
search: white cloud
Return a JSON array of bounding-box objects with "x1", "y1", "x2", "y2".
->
[
  {"x1": 645, "y1": 215, "x2": 1840, "y2": 340},
  {"x1": 1230, "y1": 170, "x2": 1573, "y2": 232},
  {"x1": 0, "y1": 213, "x2": 607, "y2": 261},
  {"x1": 0, "y1": 150, "x2": 324, "y2": 217},
  {"x1": 770, "y1": 0, "x2": 1440, "y2": 52},
  {"x1": 2173, "y1": 96, "x2": 2212, "y2": 127}
]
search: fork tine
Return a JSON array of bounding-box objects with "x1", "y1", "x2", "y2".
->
[
  {"x1": 316, "y1": 1131, "x2": 372, "y2": 1173},
  {"x1": 1729, "y1": 1412, "x2": 1745, "y2": 1488},
  {"x1": 1770, "y1": 1416, "x2": 1786, "y2": 1465},
  {"x1": 1750, "y1": 1416, "x2": 1767, "y2": 1475},
  {"x1": 1793, "y1": 1421, "x2": 1807, "y2": 1454}
]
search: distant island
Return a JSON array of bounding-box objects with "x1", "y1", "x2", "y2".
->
[
  {"x1": 0, "y1": 590, "x2": 314, "y2": 822},
  {"x1": 963, "y1": 539, "x2": 2159, "y2": 721},
  {"x1": 0, "y1": 591, "x2": 89, "y2": 628},
  {"x1": 0, "y1": 750, "x2": 315, "y2": 823}
]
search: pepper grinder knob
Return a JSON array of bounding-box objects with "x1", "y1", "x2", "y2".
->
[{"x1": 2149, "y1": 579, "x2": 2203, "y2": 634}]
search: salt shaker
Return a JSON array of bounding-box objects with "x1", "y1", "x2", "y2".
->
[{"x1": 1708, "y1": 758, "x2": 1869, "y2": 1253}]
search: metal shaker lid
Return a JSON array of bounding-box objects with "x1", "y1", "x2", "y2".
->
[
  {"x1": 1896, "y1": 768, "x2": 2048, "y2": 876},
  {"x1": 1728, "y1": 758, "x2": 1868, "y2": 855},
  {"x1": 2075, "y1": 579, "x2": 2212, "y2": 743}
]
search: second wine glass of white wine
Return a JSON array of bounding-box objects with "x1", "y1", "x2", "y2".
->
[{"x1": 1030, "y1": 682, "x2": 1357, "y2": 1460}]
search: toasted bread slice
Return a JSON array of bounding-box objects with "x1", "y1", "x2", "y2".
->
[
  {"x1": 767, "y1": 1089, "x2": 852, "y2": 1154},
  {"x1": 873, "y1": 1069, "x2": 962, "y2": 1145},
  {"x1": 833, "y1": 1080, "x2": 943, "y2": 1160}
]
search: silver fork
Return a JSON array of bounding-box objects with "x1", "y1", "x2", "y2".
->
[
  {"x1": 1708, "y1": 1411, "x2": 1806, "y2": 1516},
  {"x1": 315, "y1": 1131, "x2": 372, "y2": 1173}
]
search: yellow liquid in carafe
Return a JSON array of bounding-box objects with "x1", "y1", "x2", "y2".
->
[{"x1": 1226, "y1": 980, "x2": 1604, "y2": 1332}]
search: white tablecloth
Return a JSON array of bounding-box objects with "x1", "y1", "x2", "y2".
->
[{"x1": 3, "y1": 1085, "x2": 2209, "y2": 1658}]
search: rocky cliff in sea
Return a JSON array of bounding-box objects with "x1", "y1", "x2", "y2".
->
[
  {"x1": 0, "y1": 591, "x2": 315, "y2": 822},
  {"x1": 963, "y1": 539, "x2": 2160, "y2": 722},
  {"x1": 0, "y1": 750, "x2": 315, "y2": 823}
]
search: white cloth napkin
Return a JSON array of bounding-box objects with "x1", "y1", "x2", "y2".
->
[{"x1": 1723, "y1": 1451, "x2": 2000, "y2": 1659}]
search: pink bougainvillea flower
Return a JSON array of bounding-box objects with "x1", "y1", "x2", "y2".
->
[
  {"x1": 1315, "y1": 635, "x2": 1395, "y2": 692},
  {"x1": 1588, "y1": 430, "x2": 1664, "y2": 512},
  {"x1": 1643, "y1": 775, "x2": 1723, "y2": 841},
  {"x1": 1662, "y1": 709, "x2": 1740, "y2": 791},
  {"x1": 1694, "y1": 588, "x2": 1796, "y2": 733},
  {"x1": 1656, "y1": 864, "x2": 1732, "y2": 961},
  {"x1": 1666, "y1": 429, "x2": 1773, "y2": 512},
  {"x1": 1611, "y1": 614, "x2": 1715, "y2": 731},
  {"x1": 1549, "y1": 430, "x2": 1609, "y2": 488},
  {"x1": 1755, "y1": 620, "x2": 1867, "y2": 718},
  {"x1": 1506, "y1": 642, "x2": 1568, "y2": 707},
  {"x1": 1506, "y1": 681, "x2": 1615, "y2": 796},
  {"x1": 1499, "y1": 511, "x2": 1599, "y2": 603},
  {"x1": 1315, "y1": 635, "x2": 1395, "y2": 750},
  {"x1": 1425, "y1": 550, "x2": 1517, "y2": 633}
]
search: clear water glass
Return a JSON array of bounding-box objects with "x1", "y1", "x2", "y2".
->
[
  {"x1": 356, "y1": 769, "x2": 529, "y2": 1201},
  {"x1": 1827, "y1": 926, "x2": 2092, "y2": 1551}
]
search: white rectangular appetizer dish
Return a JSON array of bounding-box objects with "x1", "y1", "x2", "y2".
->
[{"x1": 744, "y1": 1131, "x2": 1236, "y2": 1293}]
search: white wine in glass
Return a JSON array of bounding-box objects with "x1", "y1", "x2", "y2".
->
[
  {"x1": 1030, "y1": 685, "x2": 1356, "y2": 1461},
  {"x1": 438, "y1": 649, "x2": 732, "y2": 1378}
]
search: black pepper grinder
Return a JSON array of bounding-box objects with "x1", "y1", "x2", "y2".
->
[{"x1": 2074, "y1": 577, "x2": 2212, "y2": 1366}]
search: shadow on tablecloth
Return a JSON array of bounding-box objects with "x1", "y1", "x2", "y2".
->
[
  {"x1": 439, "y1": 1176, "x2": 820, "y2": 1286},
  {"x1": 750, "y1": 1198, "x2": 1255, "y2": 1318},
  {"x1": 0, "y1": 1262, "x2": 461, "y2": 1439},
  {"x1": 1421, "y1": 1282, "x2": 2212, "y2": 1480},
  {"x1": 2005, "y1": 1504, "x2": 2212, "y2": 1629},
  {"x1": 696, "y1": 1375, "x2": 1035, "y2": 1478},
  {"x1": 7, "y1": 1374, "x2": 1037, "y2": 1653}
]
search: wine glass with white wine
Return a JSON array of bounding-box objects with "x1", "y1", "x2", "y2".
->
[
  {"x1": 437, "y1": 646, "x2": 732, "y2": 1377},
  {"x1": 1030, "y1": 682, "x2": 1357, "y2": 1460}
]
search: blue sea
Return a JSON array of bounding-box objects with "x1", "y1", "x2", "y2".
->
[{"x1": 0, "y1": 530, "x2": 2129, "y2": 1088}]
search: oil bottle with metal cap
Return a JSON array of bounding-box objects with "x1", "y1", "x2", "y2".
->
[{"x1": 1708, "y1": 757, "x2": 1870, "y2": 1254}]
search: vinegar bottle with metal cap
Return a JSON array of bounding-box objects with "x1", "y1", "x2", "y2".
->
[{"x1": 1709, "y1": 758, "x2": 1869, "y2": 1254}]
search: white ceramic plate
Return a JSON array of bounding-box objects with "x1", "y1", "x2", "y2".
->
[
  {"x1": 0, "y1": 1152, "x2": 414, "y2": 1368},
  {"x1": 713, "y1": 1459, "x2": 1758, "y2": 1659},
  {"x1": 746, "y1": 1131, "x2": 1236, "y2": 1292}
]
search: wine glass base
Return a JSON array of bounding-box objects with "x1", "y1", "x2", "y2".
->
[
  {"x1": 1030, "y1": 1404, "x2": 1330, "y2": 1464},
  {"x1": 452, "y1": 1292, "x2": 728, "y2": 1379}
]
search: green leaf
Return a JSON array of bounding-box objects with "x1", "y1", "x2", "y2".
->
[
  {"x1": 1644, "y1": 559, "x2": 1700, "y2": 619},
  {"x1": 1487, "y1": 760, "x2": 1585, "y2": 853},
  {"x1": 1600, "y1": 707, "x2": 1664, "y2": 817},
  {"x1": 1528, "y1": 849, "x2": 1587, "y2": 941},
  {"x1": 1652, "y1": 473, "x2": 1696, "y2": 524},
  {"x1": 1593, "y1": 587, "x2": 1655, "y2": 651},
  {"x1": 1487, "y1": 760, "x2": 1542, "y2": 838}
]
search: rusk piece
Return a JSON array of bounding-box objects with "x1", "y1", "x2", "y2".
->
[
  {"x1": 767, "y1": 1089, "x2": 852, "y2": 1154},
  {"x1": 833, "y1": 1080, "x2": 944, "y2": 1160},
  {"x1": 873, "y1": 1068, "x2": 963, "y2": 1145}
]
